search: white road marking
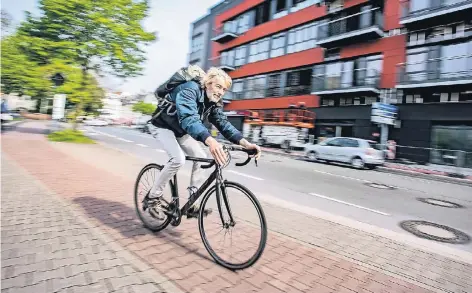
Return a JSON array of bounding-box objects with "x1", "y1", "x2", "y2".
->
[
  {"x1": 228, "y1": 170, "x2": 264, "y2": 181},
  {"x1": 116, "y1": 137, "x2": 133, "y2": 142},
  {"x1": 136, "y1": 144, "x2": 148, "y2": 147},
  {"x1": 312, "y1": 169, "x2": 370, "y2": 183},
  {"x1": 156, "y1": 149, "x2": 166, "y2": 153},
  {"x1": 90, "y1": 129, "x2": 116, "y2": 138},
  {"x1": 309, "y1": 192, "x2": 390, "y2": 216}
]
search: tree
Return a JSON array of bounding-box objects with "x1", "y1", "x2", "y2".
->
[
  {"x1": 132, "y1": 101, "x2": 155, "y2": 115},
  {"x1": 19, "y1": 0, "x2": 156, "y2": 127},
  {"x1": 1, "y1": 9, "x2": 13, "y2": 36},
  {"x1": 1, "y1": 35, "x2": 104, "y2": 114}
]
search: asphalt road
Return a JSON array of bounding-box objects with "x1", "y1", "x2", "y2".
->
[{"x1": 81, "y1": 125, "x2": 472, "y2": 252}]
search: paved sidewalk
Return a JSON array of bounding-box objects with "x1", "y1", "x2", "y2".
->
[
  {"x1": 1, "y1": 155, "x2": 180, "y2": 293},
  {"x1": 2, "y1": 122, "x2": 471, "y2": 293}
]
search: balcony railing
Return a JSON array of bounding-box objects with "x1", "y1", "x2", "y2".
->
[
  {"x1": 211, "y1": 22, "x2": 239, "y2": 43},
  {"x1": 317, "y1": 7, "x2": 384, "y2": 47},
  {"x1": 209, "y1": 55, "x2": 235, "y2": 71},
  {"x1": 400, "y1": 0, "x2": 472, "y2": 25},
  {"x1": 396, "y1": 55, "x2": 472, "y2": 89},
  {"x1": 312, "y1": 69, "x2": 381, "y2": 95}
]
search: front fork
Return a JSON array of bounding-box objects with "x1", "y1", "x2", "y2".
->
[{"x1": 216, "y1": 172, "x2": 235, "y2": 228}]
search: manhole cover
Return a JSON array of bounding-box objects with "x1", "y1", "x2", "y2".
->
[
  {"x1": 399, "y1": 220, "x2": 470, "y2": 244},
  {"x1": 417, "y1": 198, "x2": 464, "y2": 208},
  {"x1": 365, "y1": 182, "x2": 396, "y2": 190}
]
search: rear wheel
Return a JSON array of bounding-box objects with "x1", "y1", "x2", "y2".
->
[
  {"x1": 134, "y1": 164, "x2": 172, "y2": 232},
  {"x1": 198, "y1": 181, "x2": 267, "y2": 270}
]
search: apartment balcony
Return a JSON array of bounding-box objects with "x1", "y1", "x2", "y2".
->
[
  {"x1": 396, "y1": 55, "x2": 472, "y2": 90},
  {"x1": 311, "y1": 69, "x2": 381, "y2": 96},
  {"x1": 316, "y1": 7, "x2": 384, "y2": 48},
  {"x1": 211, "y1": 22, "x2": 239, "y2": 43},
  {"x1": 400, "y1": 0, "x2": 472, "y2": 27},
  {"x1": 209, "y1": 55, "x2": 235, "y2": 72}
]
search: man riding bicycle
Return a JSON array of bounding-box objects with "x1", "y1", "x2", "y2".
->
[{"x1": 146, "y1": 67, "x2": 261, "y2": 219}]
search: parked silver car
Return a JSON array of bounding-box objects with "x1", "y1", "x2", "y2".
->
[{"x1": 305, "y1": 137, "x2": 384, "y2": 169}]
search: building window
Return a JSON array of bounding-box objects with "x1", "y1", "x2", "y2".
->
[
  {"x1": 234, "y1": 46, "x2": 247, "y2": 67},
  {"x1": 191, "y1": 34, "x2": 204, "y2": 53},
  {"x1": 221, "y1": 50, "x2": 235, "y2": 67},
  {"x1": 270, "y1": 33, "x2": 286, "y2": 58},
  {"x1": 248, "y1": 38, "x2": 270, "y2": 63},
  {"x1": 285, "y1": 68, "x2": 312, "y2": 96},
  {"x1": 245, "y1": 75, "x2": 267, "y2": 99},
  {"x1": 440, "y1": 41, "x2": 471, "y2": 80},
  {"x1": 274, "y1": 0, "x2": 288, "y2": 19},
  {"x1": 291, "y1": 0, "x2": 320, "y2": 12},
  {"x1": 321, "y1": 98, "x2": 335, "y2": 106},
  {"x1": 287, "y1": 22, "x2": 318, "y2": 54},
  {"x1": 231, "y1": 80, "x2": 245, "y2": 100},
  {"x1": 405, "y1": 47, "x2": 428, "y2": 82},
  {"x1": 234, "y1": 12, "x2": 252, "y2": 34},
  {"x1": 255, "y1": 1, "x2": 270, "y2": 26},
  {"x1": 267, "y1": 73, "x2": 283, "y2": 97},
  {"x1": 340, "y1": 97, "x2": 353, "y2": 106}
]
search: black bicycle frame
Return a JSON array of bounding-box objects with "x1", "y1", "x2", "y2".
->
[{"x1": 170, "y1": 156, "x2": 225, "y2": 217}]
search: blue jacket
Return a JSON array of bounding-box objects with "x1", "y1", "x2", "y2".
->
[{"x1": 157, "y1": 81, "x2": 243, "y2": 145}]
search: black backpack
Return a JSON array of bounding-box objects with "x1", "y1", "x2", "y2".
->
[{"x1": 150, "y1": 65, "x2": 205, "y2": 122}]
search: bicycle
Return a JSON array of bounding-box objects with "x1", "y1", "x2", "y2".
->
[{"x1": 134, "y1": 145, "x2": 267, "y2": 270}]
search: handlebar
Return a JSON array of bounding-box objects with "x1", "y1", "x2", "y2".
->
[{"x1": 200, "y1": 145, "x2": 258, "y2": 169}]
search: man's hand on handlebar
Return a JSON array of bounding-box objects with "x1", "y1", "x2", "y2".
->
[
  {"x1": 239, "y1": 138, "x2": 262, "y2": 160},
  {"x1": 205, "y1": 137, "x2": 227, "y2": 166}
]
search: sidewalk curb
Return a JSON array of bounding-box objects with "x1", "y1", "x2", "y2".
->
[
  {"x1": 253, "y1": 145, "x2": 472, "y2": 186},
  {"x1": 2, "y1": 153, "x2": 185, "y2": 293},
  {"x1": 377, "y1": 166, "x2": 472, "y2": 187}
]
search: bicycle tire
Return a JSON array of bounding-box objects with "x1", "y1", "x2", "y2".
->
[
  {"x1": 134, "y1": 163, "x2": 172, "y2": 232},
  {"x1": 198, "y1": 181, "x2": 267, "y2": 270}
]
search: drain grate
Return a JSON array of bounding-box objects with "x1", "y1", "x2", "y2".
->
[
  {"x1": 400, "y1": 220, "x2": 470, "y2": 244},
  {"x1": 417, "y1": 198, "x2": 464, "y2": 209},
  {"x1": 364, "y1": 182, "x2": 396, "y2": 190}
]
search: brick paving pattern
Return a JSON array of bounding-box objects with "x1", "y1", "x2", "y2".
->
[
  {"x1": 1, "y1": 156, "x2": 174, "y2": 293},
  {"x1": 2, "y1": 122, "x2": 471, "y2": 293}
]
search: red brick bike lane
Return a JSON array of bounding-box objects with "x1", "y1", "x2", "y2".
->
[{"x1": 2, "y1": 130, "x2": 435, "y2": 293}]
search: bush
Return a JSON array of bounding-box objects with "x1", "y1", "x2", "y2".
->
[
  {"x1": 132, "y1": 101, "x2": 155, "y2": 115},
  {"x1": 47, "y1": 129, "x2": 95, "y2": 144}
]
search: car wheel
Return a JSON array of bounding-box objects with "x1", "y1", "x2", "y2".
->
[
  {"x1": 366, "y1": 164, "x2": 377, "y2": 170},
  {"x1": 307, "y1": 151, "x2": 319, "y2": 161},
  {"x1": 351, "y1": 157, "x2": 365, "y2": 169}
]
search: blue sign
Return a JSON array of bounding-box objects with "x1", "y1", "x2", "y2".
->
[{"x1": 371, "y1": 103, "x2": 398, "y2": 125}]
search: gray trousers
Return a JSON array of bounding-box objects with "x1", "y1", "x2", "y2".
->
[{"x1": 149, "y1": 125, "x2": 208, "y2": 202}]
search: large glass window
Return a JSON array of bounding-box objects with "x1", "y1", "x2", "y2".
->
[
  {"x1": 255, "y1": 1, "x2": 270, "y2": 26},
  {"x1": 267, "y1": 73, "x2": 283, "y2": 97},
  {"x1": 440, "y1": 42, "x2": 471, "y2": 79},
  {"x1": 248, "y1": 38, "x2": 270, "y2": 63},
  {"x1": 270, "y1": 33, "x2": 286, "y2": 58},
  {"x1": 325, "y1": 62, "x2": 342, "y2": 89},
  {"x1": 234, "y1": 46, "x2": 247, "y2": 67},
  {"x1": 285, "y1": 68, "x2": 312, "y2": 95},
  {"x1": 220, "y1": 50, "x2": 235, "y2": 67},
  {"x1": 405, "y1": 48, "x2": 428, "y2": 82},
  {"x1": 409, "y1": 0, "x2": 431, "y2": 13},
  {"x1": 191, "y1": 34, "x2": 203, "y2": 53},
  {"x1": 287, "y1": 23, "x2": 318, "y2": 54},
  {"x1": 245, "y1": 75, "x2": 266, "y2": 99},
  {"x1": 236, "y1": 12, "x2": 252, "y2": 34},
  {"x1": 231, "y1": 79, "x2": 245, "y2": 100}
]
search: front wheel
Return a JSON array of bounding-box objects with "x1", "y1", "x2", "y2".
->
[{"x1": 198, "y1": 181, "x2": 267, "y2": 270}]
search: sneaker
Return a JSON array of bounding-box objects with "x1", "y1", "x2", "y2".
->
[{"x1": 143, "y1": 192, "x2": 166, "y2": 221}]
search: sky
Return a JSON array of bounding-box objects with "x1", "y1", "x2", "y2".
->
[{"x1": 1, "y1": 0, "x2": 221, "y2": 94}]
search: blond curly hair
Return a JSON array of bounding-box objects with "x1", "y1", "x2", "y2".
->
[{"x1": 203, "y1": 67, "x2": 232, "y2": 89}]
